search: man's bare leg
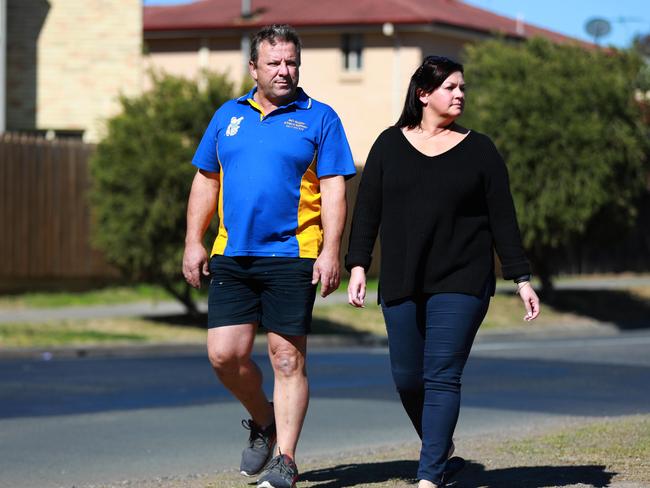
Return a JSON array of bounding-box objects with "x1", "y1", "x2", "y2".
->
[
  {"x1": 267, "y1": 332, "x2": 308, "y2": 460},
  {"x1": 207, "y1": 323, "x2": 273, "y2": 426}
]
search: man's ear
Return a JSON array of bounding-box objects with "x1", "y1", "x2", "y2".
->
[{"x1": 248, "y1": 60, "x2": 257, "y2": 81}]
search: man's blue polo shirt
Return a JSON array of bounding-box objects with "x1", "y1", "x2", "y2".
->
[{"x1": 192, "y1": 87, "x2": 356, "y2": 259}]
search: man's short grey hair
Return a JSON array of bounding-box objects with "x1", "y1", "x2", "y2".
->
[{"x1": 250, "y1": 24, "x2": 302, "y2": 65}]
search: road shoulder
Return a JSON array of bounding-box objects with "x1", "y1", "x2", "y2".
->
[{"x1": 90, "y1": 414, "x2": 650, "y2": 488}]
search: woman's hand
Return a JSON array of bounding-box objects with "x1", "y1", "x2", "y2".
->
[
  {"x1": 517, "y1": 282, "x2": 540, "y2": 321},
  {"x1": 348, "y1": 266, "x2": 367, "y2": 308}
]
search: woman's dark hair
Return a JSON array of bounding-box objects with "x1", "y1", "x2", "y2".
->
[{"x1": 395, "y1": 55, "x2": 464, "y2": 129}]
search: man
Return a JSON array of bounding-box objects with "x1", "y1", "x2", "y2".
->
[{"x1": 182, "y1": 24, "x2": 355, "y2": 488}]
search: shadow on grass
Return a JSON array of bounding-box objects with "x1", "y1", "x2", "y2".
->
[
  {"x1": 301, "y1": 459, "x2": 417, "y2": 487},
  {"x1": 458, "y1": 460, "x2": 615, "y2": 487},
  {"x1": 539, "y1": 289, "x2": 650, "y2": 330},
  {"x1": 301, "y1": 459, "x2": 615, "y2": 487},
  {"x1": 311, "y1": 317, "x2": 374, "y2": 336},
  {"x1": 144, "y1": 314, "x2": 372, "y2": 336},
  {"x1": 145, "y1": 313, "x2": 208, "y2": 328}
]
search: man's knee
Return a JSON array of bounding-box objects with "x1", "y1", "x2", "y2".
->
[
  {"x1": 270, "y1": 347, "x2": 305, "y2": 378},
  {"x1": 208, "y1": 346, "x2": 249, "y2": 374}
]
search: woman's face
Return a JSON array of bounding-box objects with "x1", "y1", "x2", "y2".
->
[{"x1": 420, "y1": 71, "x2": 465, "y2": 119}]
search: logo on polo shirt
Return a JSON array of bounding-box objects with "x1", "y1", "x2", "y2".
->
[
  {"x1": 284, "y1": 118, "x2": 308, "y2": 131},
  {"x1": 226, "y1": 116, "x2": 244, "y2": 136}
]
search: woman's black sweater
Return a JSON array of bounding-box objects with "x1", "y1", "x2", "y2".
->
[{"x1": 345, "y1": 126, "x2": 531, "y2": 303}]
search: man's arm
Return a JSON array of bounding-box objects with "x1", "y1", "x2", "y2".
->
[
  {"x1": 312, "y1": 175, "x2": 347, "y2": 298},
  {"x1": 182, "y1": 169, "x2": 220, "y2": 288}
]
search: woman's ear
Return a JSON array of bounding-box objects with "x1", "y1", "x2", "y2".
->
[{"x1": 417, "y1": 89, "x2": 429, "y2": 106}]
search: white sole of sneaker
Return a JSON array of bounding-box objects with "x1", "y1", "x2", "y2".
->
[
  {"x1": 240, "y1": 441, "x2": 276, "y2": 478},
  {"x1": 257, "y1": 482, "x2": 295, "y2": 488}
]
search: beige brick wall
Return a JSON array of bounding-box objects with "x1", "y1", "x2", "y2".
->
[
  {"x1": 300, "y1": 32, "x2": 425, "y2": 163},
  {"x1": 145, "y1": 29, "x2": 467, "y2": 163},
  {"x1": 143, "y1": 37, "x2": 245, "y2": 91},
  {"x1": 7, "y1": 0, "x2": 142, "y2": 141}
]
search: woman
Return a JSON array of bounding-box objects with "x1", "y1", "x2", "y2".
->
[{"x1": 346, "y1": 56, "x2": 540, "y2": 488}]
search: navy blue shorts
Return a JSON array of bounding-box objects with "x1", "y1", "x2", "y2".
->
[{"x1": 207, "y1": 254, "x2": 317, "y2": 335}]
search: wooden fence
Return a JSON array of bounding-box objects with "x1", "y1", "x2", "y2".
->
[{"x1": 0, "y1": 133, "x2": 118, "y2": 291}]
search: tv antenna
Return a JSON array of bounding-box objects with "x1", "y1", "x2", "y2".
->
[{"x1": 585, "y1": 18, "x2": 611, "y2": 45}]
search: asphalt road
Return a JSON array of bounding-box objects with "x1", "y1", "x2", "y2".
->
[{"x1": 1, "y1": 330, "x2": 650, "y2": 488}]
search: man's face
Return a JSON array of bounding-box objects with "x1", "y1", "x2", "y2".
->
[{"x1": 250, "y1": 40, "x2": 300, "y2": 106}]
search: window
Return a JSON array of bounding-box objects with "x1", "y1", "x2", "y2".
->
[{"x1": 341, "y1": 34, "x2": 363, "y2": 71}]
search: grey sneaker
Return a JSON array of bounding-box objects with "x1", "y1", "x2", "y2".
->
[
  {"x1": 256, "y1": 454, "x2": 298, "y2": 488},
  {"x1": 240, "y1": 418, "x2": 276, "y2": 477}
]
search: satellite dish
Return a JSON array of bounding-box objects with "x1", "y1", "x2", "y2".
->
[{"x1": 585, "y1": 18, "x2": 611, "y2": 44}]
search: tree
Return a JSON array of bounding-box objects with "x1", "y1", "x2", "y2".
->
[
  {"x1": 90, "y1": 71, "x2": 242, "y2": 315},
  {"x1": 633, "y1": 33, "x2": 650, "y2": 123},
  {"x1": 461, "y1": 37, "x2": 650, "y2": 292}
]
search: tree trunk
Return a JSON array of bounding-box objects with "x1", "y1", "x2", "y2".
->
[
  {"x1": 163, "y1": 281, "x2": 200, "y2": 318},
  {"x1": 531, "y1": 255, "x2": 555, "y2": 301}
]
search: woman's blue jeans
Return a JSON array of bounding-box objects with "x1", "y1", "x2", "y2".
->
[{"x1": 381, "y1": 286, "x2": 490, "y2": 484}]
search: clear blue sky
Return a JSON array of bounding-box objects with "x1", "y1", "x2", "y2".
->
[{"x1": 143, "y1": 0, "x2": 649, "y2": 48}]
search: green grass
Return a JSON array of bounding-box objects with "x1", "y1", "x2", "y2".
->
[
  {"x1": 0, "y1": 284, "x2": 208, "y2": 309},
  {"x1": 502, "y1": 415, "x2": 650, "y2": 463},
  {"x1": 0, "y1": 280, "x2": 377, "y2": 310},
  {"x1": 0, "y1": 318, "x2": 206, "y2": 348},
  {"x1": 495, "y1": 415, "x2": 650, "y2": 484},
  {"x1": 2, "y1": 327, "x2": 148, "y2": 345}
]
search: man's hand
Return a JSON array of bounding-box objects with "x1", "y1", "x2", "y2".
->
[
  {"x1": 347, "y1": 266, "x2": 366, "y2": 308},
  {"x1": 312, "y1": 250, "x2": 340, "y2": 298},
  {"x1": 182, "y1": 242, "x2": 209, "y2": 288}
]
